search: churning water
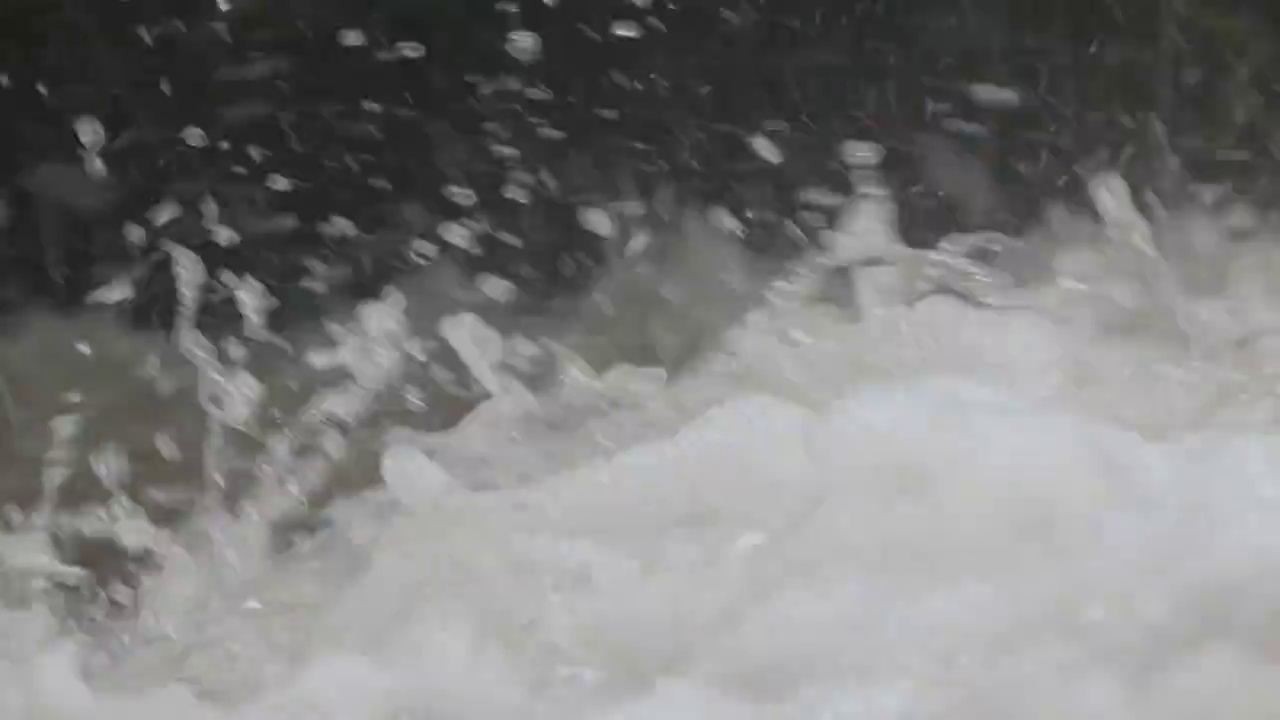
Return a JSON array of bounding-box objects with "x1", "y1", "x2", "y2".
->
[{"x1": 6, "y1": 162, "x2": 1280, "y2": 719}]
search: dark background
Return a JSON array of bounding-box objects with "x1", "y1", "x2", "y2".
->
[{"x1": 0, "y1": 0, "x2": 1275, "y2": 329}]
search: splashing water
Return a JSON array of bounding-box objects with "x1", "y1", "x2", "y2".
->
[{"x1": 8, "y1": 158, "x2": 1280, "y2": 720}]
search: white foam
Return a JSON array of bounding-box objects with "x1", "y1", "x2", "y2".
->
[
  {"x1": 378, "y1": 442, "x2": 456, "y2": 505},
  {"x1": 20, "y1": 358, "x2": 1280, "y2": 718},
  {"x1": 10, "y1": 189, "x2": 1280, "y2": 718}
]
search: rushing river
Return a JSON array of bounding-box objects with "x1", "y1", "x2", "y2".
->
[{"x1": 5, "y1": 146, "x2": 1280, "y2": 718}]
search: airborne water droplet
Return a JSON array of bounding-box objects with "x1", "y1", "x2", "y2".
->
[
  {"x1": 180, "y1": 126, "x2": 209, "y2": 147},
  {"x1": 475, "y1": 273, "x2": 518, "y2": 304},
  {"x1": 318, "y1": 214, "x2": 360, "y2": 239},
  {"x1": 407, "y1": 237, "x2": 440, "y2": 264},
  {"x1": 82, "y1": 153, "x2": 109, "y2": 180},
  {"x1": 609, "y1": 19, "x2": 644, "y2": 38},
  {"x1": 146, "y1": 199, "x2": 183, "y2": 227},
  {"x1": 337, "y1": 28, "x2": 368, "y2": 47},
  {"x1": 438, "y1": 220, "x2": 481, "y2": 254},
  {"x1": 73, "y1": 116, "x2": 107, "y2": 153},
  {"x1": 839, "y1": 140, "x2": 885, "y2": 169},
  {"x1": 747, "y1": 133, "x2": 784, "y2": 165},
  {"x1": 154, "y1": 432, "x2": 182, "y2": 462},
  {"x1": 265, "y1": 173, "x2": 295, "y2": 192},
  {"x1": 442, "y1": 184, "x2": 478, "y2": 207},
  {"x1": 577, "y1": 206, "x2": 615, "y2": 238},
  {"x1": 123, "y1": 221, "x2": 147, "y2": 248},
  {"x1": 501, "y1": 182, "x2": 531, "y2": 204},
  {"x1": 966, "y1": 82, "x2": 1022, "y2": 109},
  {"x1": 199, "y1": 194, "x2": 219, "y2": 223},
  {"x1": 207, "y1": 224, "x2": 241, "y2": 247},
  {"x1": 89, "y1": 442, "x2": 130, "y2": 493},
  {"x1": 379, "y1": 41, "x2": 426, "y2": 60},
  {"x1": 86, "y1": 275, "x2": 136, "y2": 305},
  {"x1": 505, "y1": 29, "x2": 543, "y2": 64},
  {"x1": 707, "y1": 206, "x2": 746, "y2": 237}
]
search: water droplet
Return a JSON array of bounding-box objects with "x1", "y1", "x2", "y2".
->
[
  {"x1": 199, "y1": 195, "x2": 219, "y2": 223},
  {"x1": 623, "y1": 228, "x2": 653, "y2": 257},
  {"x1": 966, "y1": 82, "x2": 1021, "y2": 109},
  {"x1": 208, "y1": 224, "x2": 241, "y2": 247},
  {"x1": 73, "y1": 116, "x2": 106, "y2": 153},
  {"x1": 154, "y1": 432, "x2": 182, "y2": 461},
  {"x1": 317, "y1": 215, "x2": 360, "y2": 239},
  {"x1": 610, "y1": 19, "x2": 644, "y2": 38},
  {"x1": 577, "y1": 206, "x2": 615, "y2": 238},
  {"x1": 82, "y1": 153, "x2": 109, "y2": 180},
  {"x1": 146, "y1": 199, "x2": 182, "y2": 227},
  {"x1": 747, "y1": 133, "x2": 784, "y2": 165},
  {"x1": 535, "y1": 125, "x2": 567, "y2": 140},
  {"x1": 264, "y1": 173, "x2": 295, "y2": 191},
  {"x1": 495, "y1": 230, "x2": 524, "y2": 248},
  {"x1": 119, "y1": 221, "x2": 146, "y2": 249},
  {"x1": 707, "y1": 206, "x2": 746, "y2": 236},
  {"x1": 89, "y1": 442, "x2": 130, "y2": 492},
  {"x1": 407, "y1": 237, "x2": 440, "y2": 264},
  {"x1": 524, "y1": 86, "x2": 554, "y2": 101},
  {"x1": 377, "y1": 41, "x2": 426, "y2": 60},
  {"x1": 180, "y1": 126, "x2": 209, "y2": 147},
  {"x1": 442, "y1": 184, "x2": 478, "y2": 207},
  {"x1": 85, "y1": 275, "x2": 136, "y2": 305},
  {"x1": 505, "y1": 29, "x2": 543, "y2": 64},
  {"x1": 796, "y1": 186, "x2": 846, "y2": 208},
  {"x1": 438, "y1": 220, "x2": 481, "y2": 254},
  {"x1": 501, "y1": 182, "x2": 531, "y2": 204},
  {"x1": 939, "y1": 117, "x2": 989, "y2": 138},
  {"x1": 337, "y1": 28, "x2": 368, "y2": 47},
  {"x1": 839, "y1": 140, "x2": 885, "y2": 168},
  {"x1": 489, "y1": 143, "x2": 521, "y2": 161},
  {"x1": 475, "y1": 273, "x2": 518, "y2": 303}
]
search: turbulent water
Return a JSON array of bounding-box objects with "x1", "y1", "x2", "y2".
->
[{"x1": 8, "y1": 163, "x2": 1280, "y2": 719}]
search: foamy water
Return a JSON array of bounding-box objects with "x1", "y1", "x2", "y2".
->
[{"x1": 8, "y1": 175, "x2": 1280, "y2": 718}]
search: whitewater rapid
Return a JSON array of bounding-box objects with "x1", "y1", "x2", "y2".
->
[{"x1": 8, "y1": 187, "x2": 1280, "y2": 718}]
